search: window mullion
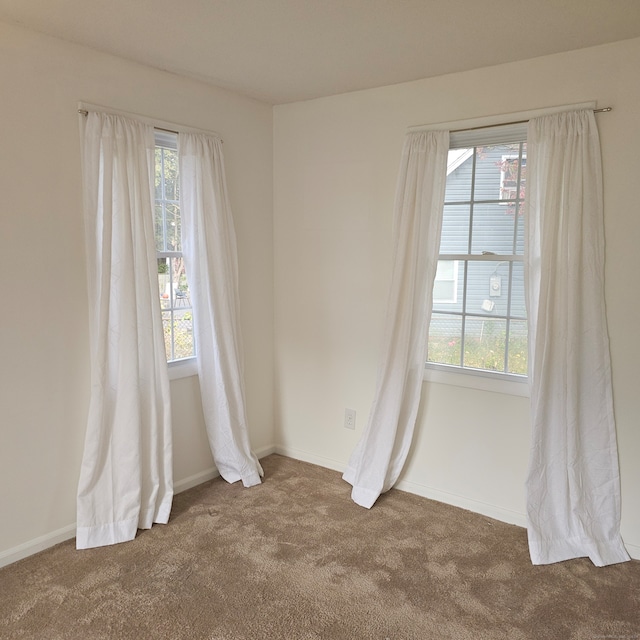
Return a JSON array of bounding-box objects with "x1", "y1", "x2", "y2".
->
[
  {"x1": 459, "y1": 149, "x2": 478, "y2": 368},
  {"x1": 460, "y1": 260, "x2": 468, "y2": 367},
  {"x1": 468, "y1": 148, "x2": 477, "y2": 255},
  {"x1": 504, "y1": 141, "x2": 525, "y2": 374},
  {"x1": 161, "y1": 148, "x2": 168, "y2": 252},
  {"x1": 511, "y1": 142, "x2": 524, "y2": 254},
  {"x1": 504, "y1": 261, "x2": 514, "y2": 373}
]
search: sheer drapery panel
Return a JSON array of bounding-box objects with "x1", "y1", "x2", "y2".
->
[
  {"x1": 525, "y1": 109, "x2": 629, "y2": 566},
  {"x1": 179, "y1": 133, "x2": 263, "y2": 487},
  {"x1": 77, "y1": 112, "x2": 173, "y2": 549},
  {"x1": 343, "y1": 130, "x2": 449, "y2": 507}
]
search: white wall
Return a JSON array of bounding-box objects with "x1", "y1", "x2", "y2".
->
[
  {"x1": 274, "y1": 38, "x2": 640, "y2": 557},
  {"x1": 2, "y1": 18, "x2": 638, "y2": 565},
  {"x1": 0, "y1": 21, "x2": 274, "y2": 563}
]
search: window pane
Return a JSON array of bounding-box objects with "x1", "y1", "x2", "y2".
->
[
  {"x1": 156, "y1": 135, "x2": 193, "y2": 363},
  {"x1": 473, "y1": 145, "x2": 503, "y2": 201},
  {"x1": 163, "y1": 175, "x2": 178, "y2": 203},
  {"x1": 433, "y1": 260, "x2": 461, "y2": 310},
  {"x1": 430, "y1": 131, "x2": 527, "y2": 380},
  {"x1": 159, "y1": 147, "x2": 179, "y2": 201},
  {"x1": 162, "y1": 310, "x2": 173, "y2": 361},
  {"x1": 445, "y1": 148, "x2": 473, "y2": 202},
  {"x1": 158, "y1": 258, "x2": 171, "y2": 309},
  {"x1": 440, "y1": 204, "x2": 471, "y2": 254},
  {"x1": 466, "y1": 260, "x2": 510, "y2": 316},
  {"x1": 155, "y1": 204, "x2": 165, "y2": 251},
  {"x1": 165, "y1": 204, "x2": 181, "y2": 252},
  {"x1": 507, "y1": 320, "x2": 528, "y2": 375},
  {"x1": 427, "y1": 314, "x2": 462, "y2": 366},
  {"x1": 170, "y1": 257, "x2": 189, "y2": 306},
  {"x1": 515, "y1": 210, "x2": 524, "y2": 255},
  {"x1": 472, "y1": 143, "x2": 523, "y2": 201},
  {"x1": 158, "y1": 256, "x2": 195, "y2": 361},
  {"x1": 510, "y1": 262, "x2": 526, "y2": 318},
  {"x1": 433, "y1": 279, "x2": 453, "y2": 303},
  {"x1": 172, "y1": 310, "x2": 194, "y2": 360},
  {"x1": 470, "y1": 203, "x2": 517, "y2": 255},
  {"x1": 463, "y1": 317, "x2": 506, "y2": 372},
  {"x1": 155, "y1": 148, "x2": 163, "y2": 200}
]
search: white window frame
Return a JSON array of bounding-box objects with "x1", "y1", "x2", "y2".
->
[
  {"x1": 427, "y1": 123, "x2": 528, "y2": 391},
  {"x1": 409, "y1": 103, "x2": 596, "y2": 396},
  {"x1": 78, "y1": 102, "x2": 229, "y2": 381},
  {"x1": 155, "y1": 130, "x2": 197, "y2": 376},
  {"x1": 433, "y1": 259, "x2": 459, "y2": 304}
]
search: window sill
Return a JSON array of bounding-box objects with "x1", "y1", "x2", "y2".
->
[
  {"x1": 423, "y1": 364, "x2": 529, "y2": 397},
  {"x1": 168, "y1": 358, "x2": 198, "y2": 381}
]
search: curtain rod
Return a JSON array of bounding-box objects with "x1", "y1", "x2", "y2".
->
[
  {"x1": 449, "y1": 107, "x2": 612, "y2": 134},
  {"x1": 78, "y1": 109, "x2": 179, "y2": 135},
  {"x1": 77, "y1": 107, "x2": 223, "y2": 141}
]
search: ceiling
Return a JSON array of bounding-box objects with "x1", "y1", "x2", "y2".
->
[{"x1": 2, "y1": 0, "x2": 640, "y2": 104}]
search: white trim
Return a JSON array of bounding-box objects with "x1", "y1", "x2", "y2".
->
[
  {"x1": 255, "y1": 444, "x2": 278, "y2": 460},
  {"x1": 168, "y1": 357, "x2": 198, "y2": 380},
  {"x1": 2, "y1": 446, "x2": 637, "y2": 566},
  {"x1": 275, "y1": 445, "x2": 528, "y2": 525},
  {"x1": 273, "y1": 445, "x2": 347, "y2": 474},
  {"x1": 447, "y1": 148, "x2": 473, "y2": 174},
  {"x1": 170, "y1": 444, "x2": 276, "y2": 491},
  {"x1": 275, "y1": 446, "x2": 640, "y2": 560},
  {"x1": 394, "y1": 478, "x2": 527, "y2": 527},
  {"x1": 0, "y1": 524, "x2": 77, "y2": 568},
  {"x1": 273, "y1": 446, "x2": 526, "y2": 526},
  {"x1": 173, "y1": 467, "x2": 219, "y2": 493},
  {"x1": 424, "y1": 365, "x2": 530, "y2": 397},
  {"x1": 0, "y1": 446, "x2": 276, "y2": 568},
  {"x1": 408, "y1": 101, "x2": 597, "y2": 135}
]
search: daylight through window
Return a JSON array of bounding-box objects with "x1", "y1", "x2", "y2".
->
[
  {"x1": 155, "y1": 131, "x2": 195, "y2": 362},
  {"x1": 428, "y1": 127, "x2": 527, "y2": 378}
]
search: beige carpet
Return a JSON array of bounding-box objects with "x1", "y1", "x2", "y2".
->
[{"x1": 1, "y1": 454, "x2": 638, "y2": 639}]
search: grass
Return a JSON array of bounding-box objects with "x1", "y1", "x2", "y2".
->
[{"x1": 428, "y1": 320, "x2": 527, "y2": 375}]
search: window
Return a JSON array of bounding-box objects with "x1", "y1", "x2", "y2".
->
[
  {"x1": 500, "y1": 154, "x2": 527, "y2": 203},
  {"x1": 155, "y1": 131, "x2": 195, "y2": 362},
  {"x1": 427, "y1": 125, "x2": 527, "y2": 378},
  {"x1": 433, "y1": 260, "x2": 458, "y2": 303}
]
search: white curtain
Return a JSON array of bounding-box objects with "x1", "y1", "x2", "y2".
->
[
  {"x1": 77, "y1": 112, "x2": 173, "y2": 549},
  {"x1": 525, "y1": 109, "x2": 629, "y2": 566},
  {"x1": 343, "y1": 130, "x2": 449, "y2": 508},
  {"x1": 179, "y1": 133, "x2": 263, "y2": 487}
]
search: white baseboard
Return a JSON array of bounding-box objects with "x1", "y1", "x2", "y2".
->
[
  {"x1": 274, "y1": 445, "x2": 526, "y2": 525},
  {"x1": 394, "y1": 478, "x2": 528, "y2": 528},
  {"x1": 173, "y1": 468, "x2": 219, "y2": 494},
  {"x1": 2, "y1": 445, "x2": 638, "y2": 568},
  {"x1": 0, "y1": 446, "x2": 278, "y2": 569},
  {"x1": 273, "y1": 445, "x2": 347, "y2": 474},
  {"x1": 0, "y1": 524, "x2": 77, "y2": 569},
  {"x1": 256, "y1": 444, "x2": 278, "y2": 460},
  {"x1": 273, "y1": 445, "x2": 640, "y2": 561},
  {"x1": 174, "y1": 445, "x2": 276, "y2": 493}
]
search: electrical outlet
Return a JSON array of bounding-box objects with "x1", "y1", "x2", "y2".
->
[{"x1": 344, "y1": 408, "x2": 356, "y2": 430}]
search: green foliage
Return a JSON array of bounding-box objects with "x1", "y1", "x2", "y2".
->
[
  {"x1": 428, "y1": 322, "x2": 527, "y2": 375},
  {"x1": 163, "y1": 313, "x2": 195, "y2": 361}
]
